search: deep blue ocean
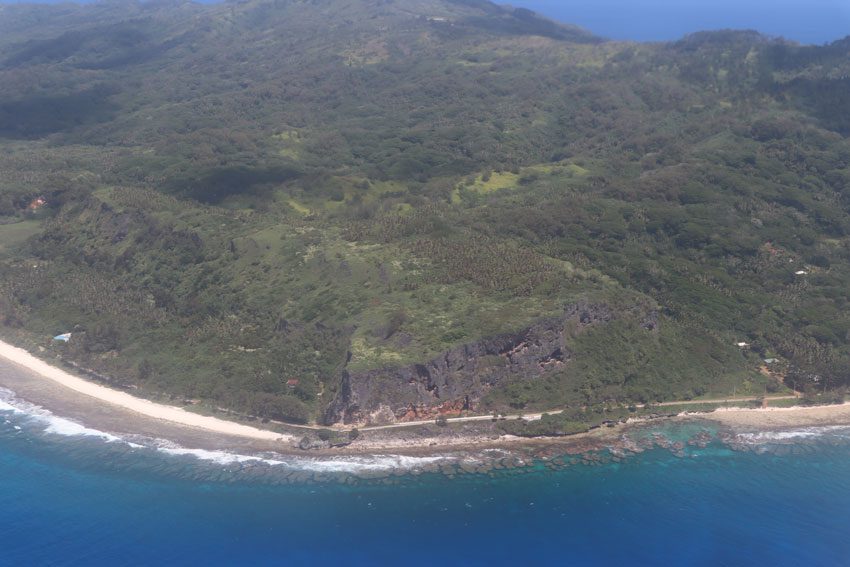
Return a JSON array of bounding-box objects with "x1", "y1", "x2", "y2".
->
[{"x1": 3, "y1": 390, "x2": 850, "y2": 566}]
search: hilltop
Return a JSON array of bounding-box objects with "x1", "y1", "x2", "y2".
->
[{"x1": 0, "y1": 0, "x2": 849, "y2": 429}]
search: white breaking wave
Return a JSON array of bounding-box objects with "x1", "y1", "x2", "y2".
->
[
  {"x1": 734, "y1": 426, "x2": 850, "y2": 443},
  {"x1": 0, "y1": 387, "x2": 457, "y2": 475},
  {"x1": 295, "y1": 454, "x2": 447, "y2": 474},
  {"x1": 154, "y1": 438, "x2": 451, "y2": 474},
  {"x1": 156, "y1": 440, "x2": 287, "y2": 466},
  {"x1": 0, "y1": 387, "x2": 131, "y2": 445}
]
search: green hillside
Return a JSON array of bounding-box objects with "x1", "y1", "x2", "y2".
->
[{"x1": 0, "y1": 0, "x2": 848, "y2": 425}]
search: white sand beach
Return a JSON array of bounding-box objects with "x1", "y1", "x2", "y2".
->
[
  {"x1": 5, "y1": 336, "x2": 850, "y2": 455},
  {"x1": 703, "y1": 402, "x2": 850, "y2": 428},
  {"x1": 0, "y1": 339, "x2": 293, "y2": 443}
]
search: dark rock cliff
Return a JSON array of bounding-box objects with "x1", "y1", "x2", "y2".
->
[{"x1": 323, "y1": 301, "x2": 635, "y2": 425}]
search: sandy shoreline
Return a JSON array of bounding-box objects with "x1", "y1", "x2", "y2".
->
[
  {"x1": 0, "y1": 340, "x2": 293, "y2": 443},
  {"x1": 700, "y1": 403, "x2": 850, "y2": 428},
  {"x1": 0, "y1": 338, "x2": 567, "y2": 456},
  {"x1": 3, "y1": 337, "x2": 850, "y2": 459}
]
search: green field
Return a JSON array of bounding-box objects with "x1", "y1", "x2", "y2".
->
[{"x1": 0, "y1": 221, "x2": 40, "y2": 255}]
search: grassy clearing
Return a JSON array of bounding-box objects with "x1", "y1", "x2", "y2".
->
[
  {"x1": 345, "y1": 280, "x2": 567, "y2": 371},
  {"x1": 0, "y1": 220, "x2": 41, "y2": 254},
  {"x1": 288, "y1": 199, "x2": 311, "y2": 215},
  {"x1": 474, "y1": 171, "x2": 519, "y2": 192},
  {"x1": 565, "y1": 163, "x2": 589, "y2": 176},
  {"x1": 652, "y1": 402, "x2": 727, "y2": 414},
  {"x1": 273, "y1": 130, "x2": 304, "y2": 160},
  {"x1": 763, "y1": 397, "x2": 803, "y2": 408},
  {"x1": 560, "y1": 42, "x2": 621, "y2": 68},
  {"x1": 686, "y1": 370, "x2": 787, "y2": 400},
  {"x1": 328, "y1": 179, "x2": 407, "y2": 208},
  {"x1": 452, "y1": 171, "x2": 523, "y2": 203},
  {"x1": 285, "y1": 177, "x2": 407, "y2": 212},
  {"x1": 450, "y1": 161, "x2": 592, "y2": 204}
]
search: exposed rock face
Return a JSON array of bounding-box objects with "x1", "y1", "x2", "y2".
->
[{"x1": 323, "y1": 302, "x2": 618, "y2": 426}]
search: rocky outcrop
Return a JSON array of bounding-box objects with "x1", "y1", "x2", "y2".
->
[{"x1": 323, "y1": 301, "x2": 620, "y2": 426}]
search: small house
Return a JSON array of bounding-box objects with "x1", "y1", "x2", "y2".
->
[{"x1": 28, "y1": 197, "x2": 47, "y2": 211}]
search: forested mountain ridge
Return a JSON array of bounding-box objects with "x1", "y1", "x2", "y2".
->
[{"x1": 0, "y1": 0, "x2": 849, "y2": 426}]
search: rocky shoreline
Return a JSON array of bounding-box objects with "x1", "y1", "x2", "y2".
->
[{"x1": 4, "y1": 336, "x2": 850, "y2": 484}]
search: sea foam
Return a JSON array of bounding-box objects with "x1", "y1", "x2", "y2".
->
[
  {"x1": 0, "y1": 388, "x2": 456, "y2": 476},
  {"x1": 0, "y1": 387, "x2": 130, "y2": 445},
  {"x1": 733, "y1": 426, "x2": 850, "y2": 444},
  {"x1": 153, "y1": 438, "x2": 451, "y2": 474}
]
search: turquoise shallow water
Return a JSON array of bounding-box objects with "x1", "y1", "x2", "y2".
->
[{"x1": 2, "y1": 393, "x2": 850, "y2": 566}]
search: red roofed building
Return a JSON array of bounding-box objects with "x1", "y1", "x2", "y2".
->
[{"x1": 27, "y1": 197, "x2": 47, "y2": 211}]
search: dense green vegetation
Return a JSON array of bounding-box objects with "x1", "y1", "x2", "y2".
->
[{"x1": 0, "y1": 0, "x2": 848, "y2": 424}]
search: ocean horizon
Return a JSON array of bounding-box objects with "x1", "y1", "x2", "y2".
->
[
  {"x1": 516, "y1": 0, "x2": 849, "y2": 45},
  {"x1": 2, "y1": 387, "x2": 850, "y2": 565},
  {"x1": 0, "y1": 0, "x2": 847, "y2": 45}
]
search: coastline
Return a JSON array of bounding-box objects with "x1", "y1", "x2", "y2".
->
[
  {"x1": 2, "y1": 337, "x2": 850, "y2": 461},
  {"x1": 0, "y1": 338, "x2": 597, "y2": 457},
  {"x1": 699, "y1": 403, "x2": 850, "y2": 428},
  {"x1": 0, "y1": 339, "x2": 293, "y2": 444}
]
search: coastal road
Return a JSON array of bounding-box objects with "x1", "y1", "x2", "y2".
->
[
  {"x1": 262, "y1": 394, "x2": 802, "y2": 432},
  {"x1": 355, "y1": 395, "x2": 801, "y2": 432},
  {"x1": 223, "y1": 394, "x2": 803, "y2": 432},
  {"x1": 655, "y1": 395, "x2": 799, "y2": 407},
  {"x1": 0, "y1": 337, "x2": 803, "y2": 437}
]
